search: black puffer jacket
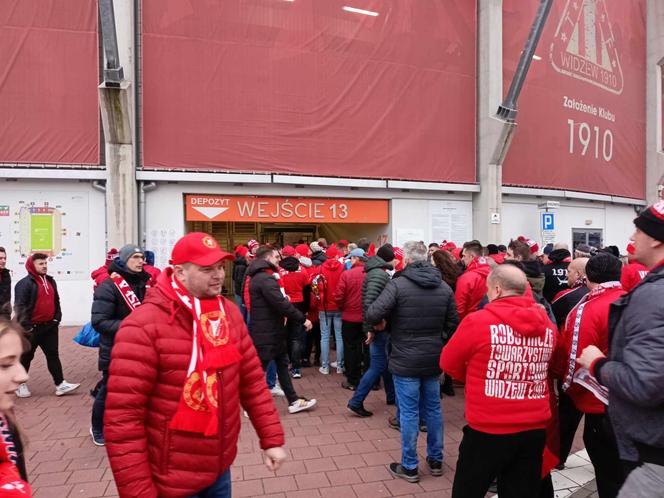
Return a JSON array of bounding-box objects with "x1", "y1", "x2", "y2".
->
[
  {"x1": 362, "y1": 256, "x2": 391, "y2": 333},
  {"x1": 543, "y1": 249, "x2": 570, "y2": 303},
  {"x1": 91, "y1": 261, "x2": 150, "y2": 371},
  {"x1": 248, "y1": 258, "x2": 305, "y2": 362},
  {"x1": 232, "y1": 256, "x2": 248, "y2": 296},
  {"x1": 0, "y1": 268, "x2": 11, "y2": 318},
  {"x1": 312, "y1": 252, "x2": 328, "y2": 267},
  {"x1": 366, "y1": 261, "x2": 459, "y2": 377}
]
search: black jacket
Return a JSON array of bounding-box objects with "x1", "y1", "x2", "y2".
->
[
  {"x1": 0, "y1": 269, "x2": 10, "y2": 318},
  {"x1": 522, "y1": 259, "x2": 545, "y2": 294},
  {"x1": 551, "y1": 284, "x2": 589, "y2": 329},
  {"x1": 232, "y1": 256, "x2": 248, "y2": 296},
  {"x1": 248, "y1": 258, "x2": 305, "y2": 362},
  {"x1": 595, "y1": 263, "x2": 664, "y2": 462},
  {"x1": 311, "y1": 252, "x2": 328, "y2": 267},
  {"x1": 366, "y1": 261, "x2": 459, "y2": 377},
  {"x1": 14, "y1": 274, "x2": 61, "y2": 331},
  {"x1": 543, "y1": 249, "x2": 571, "y2": 303},
  {"x1": 362, "y1": 256, "x2": 391, "y2": 334},
  {"x1": 91, "y1": 262, "x2": 150, "y2": 371}
]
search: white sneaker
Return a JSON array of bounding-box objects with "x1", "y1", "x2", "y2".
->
[
  {"x1": 15, "y1": 384, "x2": 31, "y2": 398},
  {"x1": 336, "y1": 367, "x2": 345, "y2": 374},
  {"x1": 243, "y1": 410, "x2": 249, "y2": 418},
  {"x1": 318, "y1": 366, "x2": 330, "y2": 375},
  {"x1": 55, "y1": 381, "x2": 80, "y2": 397},
  {"x1": 288, "y1": 398, "x2": 317, "y2": 414},
  {"x1": 330, "y1": 361, "x2": 339, "y2": 369},
  {"x1": 270, "y1": 384, "x2": 285, "y2": 397}
]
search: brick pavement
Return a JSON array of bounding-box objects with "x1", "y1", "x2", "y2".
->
[{"x1": 17, "y1": 327, "x2": 588, "y2": 498}]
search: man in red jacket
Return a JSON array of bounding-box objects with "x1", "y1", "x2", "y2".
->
[
  {"x1": 455, "y1": 241, "x2": 491, "y2": 320},
  {"x1": 441, "y1": 264, "x2": 557, "y2": 498},
  {"x1": 620, "y1": 241, "x2": 649, "y2": 292},
  {"x1": 104, "y1": 233, "x2": 286, "y2": 498},
  {"x1": 334, "y1": 248, "x2": 367, "y2": 390},
  {"x1": 556, "y1": 253, "x2": 625, "y2": 497}
]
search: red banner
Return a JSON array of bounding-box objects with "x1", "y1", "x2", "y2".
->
[
  {"x1": 142, "y1": 0, "x2": 476, "y2": 184},
  {"x1": 503, "y1": 0, "x2": 646, "y2": 199},
  {"x1": 0, "y1": 1, "x2": 100, "y2": 165},
  {"x1": 186, "y1": 195, "x2": 388, "y2": 224}
]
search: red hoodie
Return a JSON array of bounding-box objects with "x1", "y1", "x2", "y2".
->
[
  {"x1": 440, "y1": 294, "x2": 557, "y2": 434},
  {"x1": 620, "y1": 261, "x2": 648, "y2": 293},
  {"x1": 554, "y1": 283, "x2": 625, "y2": 414},
  {"x1": 312, "y1": 258, "x2": 344, "y2": 312},
  {"x1": 25, "y1": 259, "x2": 56, "y2": 323},
  {"x1": 91, "y1": 264, "x2": 110, "y2": 290},
  {"x1": 455, "y1": 257, "x2": 491, "y2": 320}
]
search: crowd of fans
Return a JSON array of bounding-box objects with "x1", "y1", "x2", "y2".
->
[{"x1": 0, "y1": 200, "x2": 662, "y2": 497}]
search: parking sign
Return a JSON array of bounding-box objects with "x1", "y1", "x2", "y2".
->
[{"x1": 541, "y1": 212, "x2": 555, "y2": 231}]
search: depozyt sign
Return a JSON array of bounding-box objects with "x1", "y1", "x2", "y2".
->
[{"x1": 185, "y1": 195, "x2": 389, "y2": 224}]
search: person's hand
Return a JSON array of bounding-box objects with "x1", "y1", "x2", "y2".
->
[
  {"x1": 264, "y1": 447, "x2": 288, "y2": 471},
  {"x1": 110, "y1": 272, "x2": 120, "y2": 278},
  {"x1": 365, "y1": 332, "x2": 374, "y2": 345},
  {"x1": 303, "y1": 319, "x2": 313, "y2": 332},
  {"x1": 373, "y1": 319, "x2": 386, "y2": 331},
  {"x1": 577, "y1": 345, "x2": 605, "y2": 369}
]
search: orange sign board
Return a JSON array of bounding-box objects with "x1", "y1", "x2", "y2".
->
[{"x1": 185, "y1": 195, "x2": 389, "y2": 224}]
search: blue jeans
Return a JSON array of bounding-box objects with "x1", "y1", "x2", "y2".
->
[
  {"x1": 319, "y1": 310, "x2": 343, "y2": 369},
  {"x1": 234, "y1": 294, "x2": 248, "y2": 324},
  {"x1": 349, "y1": 332, "x2": 394, "y2": 407},
  {"x1": 266, "y1": 361, "x2": 277, "y2": 389},
  {"x1": 392, "y1": 375, "x2": 444, "y2": 470},
  {"x1": 188, "y1": 470, "x2": 231, "y2": 498}
]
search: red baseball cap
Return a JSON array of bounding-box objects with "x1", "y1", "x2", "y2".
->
[{"x1": 170, "y1": 232, "x2": 235, "y2": 266}]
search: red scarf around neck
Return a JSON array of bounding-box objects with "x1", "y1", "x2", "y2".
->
[{"x1": 168, "y1": 273, "x2": 242, "y2": 436}]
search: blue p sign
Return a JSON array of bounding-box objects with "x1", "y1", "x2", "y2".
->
[{"x1": 542, "y1": 213, "x2": 555, "y2": 231}]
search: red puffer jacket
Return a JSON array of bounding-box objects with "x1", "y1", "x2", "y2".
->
[
  {"x1": 334, "y1": 262, "x2": 365, "y2": 322},
  {"x1": 105, "y1": 269, "x2": 285, "y2": 498}
]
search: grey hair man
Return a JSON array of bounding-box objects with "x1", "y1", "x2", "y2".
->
[{"x1": 366, "y1": 241, "x2": 458, "y2": 483}]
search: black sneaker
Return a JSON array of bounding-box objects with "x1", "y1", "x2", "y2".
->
[
  {"x1": 419, "y1": 422, "x2": 427, "y2": 432},
  {"x1": 348, "y1": 403, "x2": 373, "y2": 418},
  {"x1": 426, "y1": 457, "x2": 443, "y2": 476},
  {"x1": 388, "y1": 416, "x2": 400, "y2": 431},
  {"x1": 89, "y1": 427, "x2": 105, "y2": 447},
  {"x1": 341, "y1": 381, "x2": 357, "y2": 391},
  {"x1": 388, "y1": 462, "x2": 419, "y2": 483}
]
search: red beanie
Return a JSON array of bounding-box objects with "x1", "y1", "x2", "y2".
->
[
  {"x1": 295, "y1": 244, "x2": 310, "y2": 257},
  {"x1": 282, "y1": 246, "x2": 296, "y2": 257},
  {"x1": 527, "y1": 239, "x2": 539, "y2": 254},
  {"x1": 325, "y1": 246, "x2": 338, "y2": 258}
]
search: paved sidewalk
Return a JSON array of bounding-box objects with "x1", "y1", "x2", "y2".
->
[{"x1": 17, "y1": 327, "x2": 589, "y2": 498}]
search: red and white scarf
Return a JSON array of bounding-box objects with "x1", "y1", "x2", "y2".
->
[
  {"x1": 110, "y1": 274, "x2": 142, "y2": 311},
  {"x1": 168, "y1": 275, "x2": 242, "y2": 436},
  {"x1": 562, "y1": 281, "x2": 621, "y2": 392}
]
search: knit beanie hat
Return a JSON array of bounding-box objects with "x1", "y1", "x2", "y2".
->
[
  {"x1": 634, "y1": 201, "x2": 664, "y2": 243},
  {"x1": 106, "y1": 248, "x2": 119, "y2": 263},
  {"x1": 281, "y1": 246, "x2": 296, "y2": 258},
  {"x1": 118, "y1": 244, "x2": 143, "y2": 264},
  {"x1": 310, "y1": 241, "x2": 323, "y2": 254},
  {"x1": 295, "y1": 244, "x2": 310, "y2": 257},
  {"x1": 376, "y1": 244, "x2": 395, "y2": 263},
  {"x1": 585, "y1": 253, "x2": 622, "y2": 284}
]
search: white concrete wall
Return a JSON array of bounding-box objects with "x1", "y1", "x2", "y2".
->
[
  {"x1": 0, "y1": 180, "x2": 106, "y2": 326},
  {"x1": 502, "y1": 196, "x2": 637, "y2": 249}
]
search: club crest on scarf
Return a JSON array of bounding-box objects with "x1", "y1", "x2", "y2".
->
[{"x1": 168, "y1": 273, "x2": 242, "y2": 435}]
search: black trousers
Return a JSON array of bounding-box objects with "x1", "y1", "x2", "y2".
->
[
  {"x1": 261, "y1": 353, "x2": 298, "y2": 405},
  {"x1": 305, "y1": 321, "x2": 321, "y2": 364},
  {"x1": 341, "y1": 320, "x2": 366, "y2": 386},
  {"x1": 559, "y1": 384, "x2": 584, "y2": 464},
  {"x1": 452, "y1": 426, "x2": 545, "y2": 498},
  {"x1": 91, "y1": 370, "x2": 109, "y2": 434},
  {"x1": 21, "y1": 322, "x2": 64, "y2": 386},
  {"x1": 583, "y1": 413, "x2": 624, "y2": 498},
  {"x1": 287, "y1": 303, "x2": 307, "y2": 369}
]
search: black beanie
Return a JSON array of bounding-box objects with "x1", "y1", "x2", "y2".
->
[
  {"x1": 376, "y1": 244, "x2": 395, "y2": 263},
  {"x1": 585, "y1": 253, "x2": 622, "y2": 284},
  {"x1": 634, "y1": 201, "x2": 664, "y2": 243}
]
